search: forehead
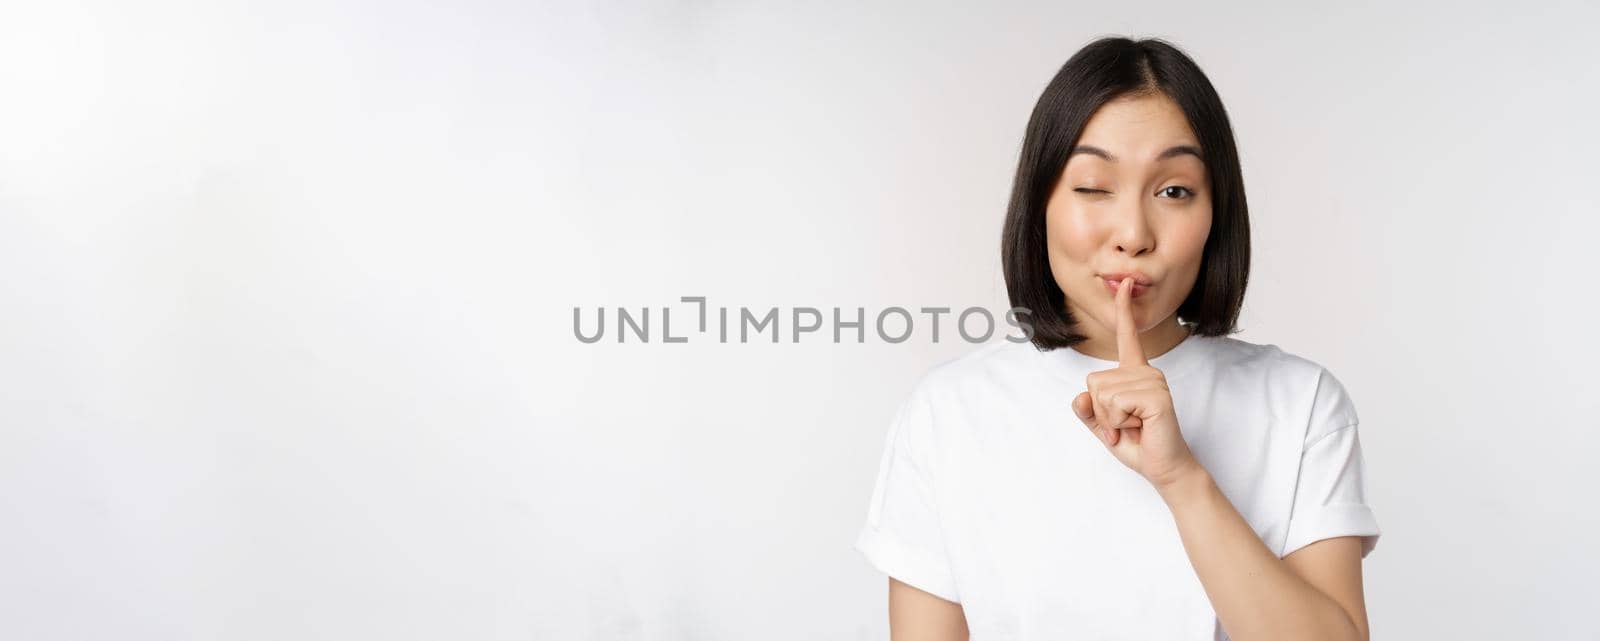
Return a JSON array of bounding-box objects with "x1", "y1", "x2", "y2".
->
[{"x1": 1069, "y1": 93, "x2": 1202, "y2": 166}]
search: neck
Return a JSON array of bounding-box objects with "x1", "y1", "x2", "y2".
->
[{"x1": 1068, "y1": 314, "x2": 1191, "y2": 363}]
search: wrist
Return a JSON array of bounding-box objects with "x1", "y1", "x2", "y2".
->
[{"x1": 1154, "y1": 460, "x2": 1213, "y2": 507}]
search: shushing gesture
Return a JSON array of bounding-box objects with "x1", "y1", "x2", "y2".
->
[{"x1": 1071, "y1": 277, "x2": 1202, "y2": 490}]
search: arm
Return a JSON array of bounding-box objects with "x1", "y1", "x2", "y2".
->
[
  {"x1": 855, "y1": 384, "x2": 970, "y2": 641},
  {"x1": 1073, "y1": 281, "x2": 1373, "y2": 640},
  {"x1": 1158, "y1": 468, "x2": 1370, "y2": 641},
  {"x1": 888, "y1": 577, "x2": 969, "y2": 641}
]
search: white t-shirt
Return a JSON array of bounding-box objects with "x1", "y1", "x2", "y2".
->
[{"x1": 853, "y1": 332, "x2": 1381, "y2": 640}]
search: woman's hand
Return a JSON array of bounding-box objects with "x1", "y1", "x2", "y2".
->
[{"x1": 1070, "y1": 277, "x2": 1204, "y2": 490}]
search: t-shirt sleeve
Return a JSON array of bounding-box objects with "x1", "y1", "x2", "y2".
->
[
  {"x1": 852, "y1": 386, "x2": 961, "y2": 603},
  {"x1": 1280, "y1": 368, "x2": 1382, "y2": 559}
]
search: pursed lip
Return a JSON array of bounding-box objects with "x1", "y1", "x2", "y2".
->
[{"x1": 1097, "y1": 271, "x2": 1154, "y2": 287}]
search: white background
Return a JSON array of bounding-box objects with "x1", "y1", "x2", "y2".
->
[{"x1": 3, "y1": 1, "x2": 1597, "y2": 639}]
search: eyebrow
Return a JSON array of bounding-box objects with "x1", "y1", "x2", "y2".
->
[{"x1": 1069, "y1": 144, "x2": 1203, "y2": 163}]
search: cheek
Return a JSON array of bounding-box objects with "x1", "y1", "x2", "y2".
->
[
  {"x1": 1043, "y1": 205, "x2": 1101, "y2": 307},
  {"x1": 1161, "y1": 209, "x2": 1213, "y2": 290},
  {"x1": 1173, "y1": 208, "x2": 1212, "y2": 262},
  {"x1": 1045, "y1": 205, "x2": 1097, "y2": 261}
]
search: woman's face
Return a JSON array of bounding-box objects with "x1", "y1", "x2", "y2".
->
[{"x1": 1045, "y1": 92, "x2": 1213, "y2": 340}]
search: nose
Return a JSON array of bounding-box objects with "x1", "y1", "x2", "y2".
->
[{"x1": 1111, "y1": 197, "x2": 1156, "y2": 257}]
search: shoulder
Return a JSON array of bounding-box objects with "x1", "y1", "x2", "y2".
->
[
  {"x1": 1202, "y1": 335, "x2": 1360, "y2": 440},
  {"x1": 904, "y1": 339, "x2": 1046, "y2": 404},
  {"x1": 1201, "y1": 334, "x2": 1317, "y2": 378}
]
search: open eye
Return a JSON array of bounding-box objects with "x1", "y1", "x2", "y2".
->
[{"x1": 1157, "y1": 185, "x2": 1195, "y2": 199}]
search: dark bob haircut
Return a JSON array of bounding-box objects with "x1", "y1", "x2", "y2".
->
[{"x1": 1001, "y1": 36, "x2": 1250, "y2": 351}]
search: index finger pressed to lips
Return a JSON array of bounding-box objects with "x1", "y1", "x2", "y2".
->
[{"x1": 1115, "y1": 277, "x2": 1147, "y2": 367}]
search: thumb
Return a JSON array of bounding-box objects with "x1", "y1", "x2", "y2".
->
[
  {"x1": 1072, "y1": 392, "x2": 1108, "y2": 445},
  {"x1": 1072, "y1": 391, "x2": 1094, "y2": 424}
]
